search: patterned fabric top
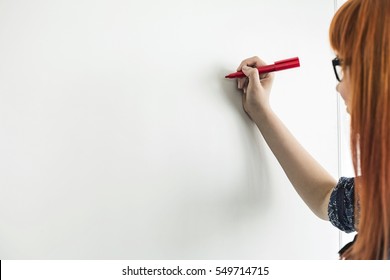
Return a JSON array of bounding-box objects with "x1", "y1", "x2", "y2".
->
[
  {"x1": 328, "y1": 177, "x2": 390, "y2": 259},
  {"x1": 328, "y1": 177, "x2": 355, "y2": 233}
]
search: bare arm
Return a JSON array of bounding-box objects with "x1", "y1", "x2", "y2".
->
[{"x1": 237, "y1": 56, "x2": 336, "y2": 220}]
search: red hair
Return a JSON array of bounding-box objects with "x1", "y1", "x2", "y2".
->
[{"x1": 330, "y1": 0, "x2": 390, "y2": 259}]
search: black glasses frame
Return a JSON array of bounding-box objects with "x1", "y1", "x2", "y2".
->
[{"x1": 332, "y1": 57, "x2": 343, "y2": 82}]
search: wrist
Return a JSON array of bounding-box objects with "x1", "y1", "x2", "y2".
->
[{"x1": 250, "y1": 105, "x2": 274, "y2": 124}]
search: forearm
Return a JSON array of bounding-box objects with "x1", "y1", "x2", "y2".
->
[
  {"x1": 236, "y1": 56, "x2": 336, "y2": 220},
  {"x1": 253, "y1": 109, "x2": 337, "y2": 220}
]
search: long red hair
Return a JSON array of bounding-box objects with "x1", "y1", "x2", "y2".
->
[{"x1": 329, "y1": 0, "x2": 390, "y2": 259}]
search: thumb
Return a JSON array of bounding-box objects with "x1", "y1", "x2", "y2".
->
[{"x1": 242, "y1": 65, "x2": 261, "y2": 88}]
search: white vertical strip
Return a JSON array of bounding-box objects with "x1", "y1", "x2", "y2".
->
[{"x1": 334, "y1": 0, "x2": 344, "y2": 251}]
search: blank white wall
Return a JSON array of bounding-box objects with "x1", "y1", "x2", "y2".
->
[{"x1": 0, "y1": 0, "x2": 339, "y2": 259}]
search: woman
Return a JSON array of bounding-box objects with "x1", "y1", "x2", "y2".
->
[{"x1": 235, "y1": 0, "x2": 390, "y2": 259}]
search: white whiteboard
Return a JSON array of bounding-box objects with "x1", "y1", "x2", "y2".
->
[{"x1": 0, "y1": 0, "x2": 340, "y2": 259}]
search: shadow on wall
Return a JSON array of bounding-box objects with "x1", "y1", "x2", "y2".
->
[{"x1": 218, "y1": 67, "x2": 273, "y2": 212}]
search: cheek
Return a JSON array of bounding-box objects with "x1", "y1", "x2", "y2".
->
[{"x1": 338, "y1": 82, "x2": 350, "y2": 103}]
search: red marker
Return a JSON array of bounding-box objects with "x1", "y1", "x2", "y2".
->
[{"x1": 225, "y1": 57, "x2": 300, "y2": 79}]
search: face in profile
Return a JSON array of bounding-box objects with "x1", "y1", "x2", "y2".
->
[{"x1": 336, "y1": 68, "x2": 351, "y2": 114}]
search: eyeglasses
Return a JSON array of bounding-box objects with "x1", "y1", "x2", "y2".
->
[{"x1": 332, "y1": 57, "x2": 343, "y2": 82}]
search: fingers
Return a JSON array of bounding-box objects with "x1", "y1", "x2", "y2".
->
[
  {"x1": 237, "y1": 77, "x2": 246, "y2": 89},
  {"x1": 242, "y1": 65, "x2": 261, "y2": 90},
  {"x1": 236, "y1": 56, "x2": 268, "y2": 91},
  {"x1": 260, "y1": 72, "x2": 275, "y2": 88},
  {"x1": 237, "y1": 66, "x2": 260, "y2": 91},
  {"x1": 242, "y1": 65, "x2": 260, "y2": 79},
  {"x1": 236, "y1": 56, "x2": 267, "y2": 71}
]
